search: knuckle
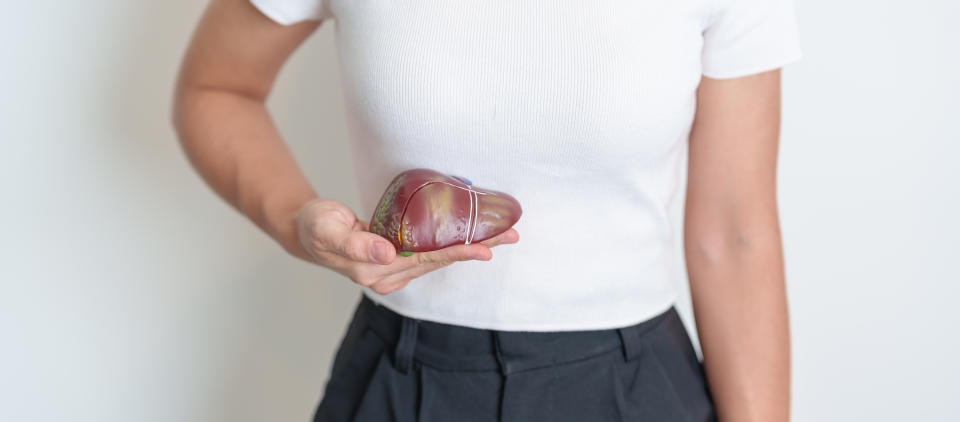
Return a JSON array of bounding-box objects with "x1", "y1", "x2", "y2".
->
[
  {"x1": 302, "y1": 224, "x2": 324, "y2": 243},
  {"x1": 414, "y1": 252, "x2": 429, "y2": 265},
  {"x1": 344, "y1": 239, "x2": 368, "y2": 261},
  {"x1": 311, "y1": 239, "x2": 336, "y2": 257},
  {"x1": 308, "y1": 237, "x2": 325, "y2": 252},
  {"x1": 306, "y1": 213, "x2": 333, "y2": 236},
  {"x1": 302, "y1": 226, "x2": 325, "y2": 248}
]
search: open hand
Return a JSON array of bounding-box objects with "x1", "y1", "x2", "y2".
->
[{"x1": 295, "y1": 197, "x2": 519, "y2": 295}]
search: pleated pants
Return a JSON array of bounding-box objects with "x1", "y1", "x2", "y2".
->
[{"x1": 313, "y1": 294, "x2": 717, "y2": 421}]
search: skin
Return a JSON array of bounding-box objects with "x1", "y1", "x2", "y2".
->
[
  {"x1": 686, "y1": 70, "x2": 790, "y2": 421},
  {"x1": 171, "y1": 0, "x2": 519, "y2": 296},
  {"x1": 172, "y1": 0, "x2": 789, "y2": 419}
]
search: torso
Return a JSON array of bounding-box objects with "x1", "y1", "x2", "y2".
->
[{"x1": 328, "y1": 0, "x2": 714, "y2": 331}]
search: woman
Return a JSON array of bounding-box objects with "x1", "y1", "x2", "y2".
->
[{"x1": 172, "y1": 0, "x2": 801, "y2": 420}]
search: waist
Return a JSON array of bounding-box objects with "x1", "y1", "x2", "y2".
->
[{"x1": 357, "y1": 294, "x2": 678, "y2": 374}]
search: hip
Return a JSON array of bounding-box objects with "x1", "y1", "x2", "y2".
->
[{"x1": 313, "y1": 294, "x2": 716, "y2": 422}]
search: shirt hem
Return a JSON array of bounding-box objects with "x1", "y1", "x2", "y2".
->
[
  {"x1": 702, "y1": 50, "x2": 804, "y2": 80},
  {"x1": 361, "y1": 288, "x2": 679, "y2": 332},
  {"x1": 249, "y1": 0, "x2": 314, "y2": 26}
]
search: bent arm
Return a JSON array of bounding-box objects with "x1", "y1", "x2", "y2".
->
[
  {"x1": 684, "y1": 69, "x2": 790, "y2": 421},
  {"x1": 172, "y1": 0, "x2": 324, "y2": 261}
]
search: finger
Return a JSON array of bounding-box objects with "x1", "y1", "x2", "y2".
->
[
  {"x1": 364, "y1": 243, "x2": 487, "y2": 275},
  {"x1": 387, "y1": 260, "x2": 450, "y2": 287},
  {"x1": 357, "y1": 229, "x2": 515, "y2": 276},
  {"x1": 308, "y1": 205, "x2": 356, "y2": 251},
  {"x1": 367, "y1": 277, "x2": 407, "y2": 295},
  {"x1": 413, "y1": 243, "x2": 492, "y2": 266},
  {"x1": 369, "y1": 266, "x2": 427, "y2": 295},
  {"x1": 365, "y1": 233, "x2": 514, "y2": 293},
  {"x1": 377, "y1": 247, "x2": 480, "y2": 292},
  {"x1": 336, "y1": 230, "x2": 397, "y2": 264},
  {"x1": 352, "y1": 243, "x2": 482, "y2": 286},
  {"x1": 478, "y1": 228, "x2": 520, "y2": 248}
]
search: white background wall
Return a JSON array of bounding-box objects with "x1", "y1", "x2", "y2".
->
[{"x1": 2, "y1": 1, "x2": 957, "y2": 421}]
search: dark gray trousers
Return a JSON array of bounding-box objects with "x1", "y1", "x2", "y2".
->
[{"x1": 313, "y1": 295, "x2": 716, "y2": 421}]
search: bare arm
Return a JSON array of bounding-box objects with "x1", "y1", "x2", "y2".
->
[
  {"x1": 172, "y1": 0, "x2": 322, "y2": 261},
  {"x1": 684, "y1": 69, "x2": 790, "y2": 421},
  {"x1": 171, "y1": 0, "x2": 517, "y2": 294}
]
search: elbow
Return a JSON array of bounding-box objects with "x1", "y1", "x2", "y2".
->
[
  {"x1": 684, "y1": 224, "x2": 781, "y2": 266},
  {"x1": 684, "y1": 230, "x2": 742, "y2": 266}
]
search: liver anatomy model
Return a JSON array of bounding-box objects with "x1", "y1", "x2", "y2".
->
[{"x1": 369, "y1": 168, "x2": 522, "y2": 255}]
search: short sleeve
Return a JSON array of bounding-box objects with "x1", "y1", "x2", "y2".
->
[
  {"x1": 249, "y1": 0, "x2": 333, "y2": 26},
  {"x1": 701, "y1": 0, "x2": 803, "y2": 79}
]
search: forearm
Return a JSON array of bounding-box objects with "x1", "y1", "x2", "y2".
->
[
  {"x1": 684, "y1": 224, "x2": 790, "y2": 421},
  {"x1": 172, "y1": 86, "x2": 317, "y2": 261}
]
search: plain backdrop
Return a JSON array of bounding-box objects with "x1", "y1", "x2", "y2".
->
[{"x1": 2, "y1": 0, "x2": 957, "y2": 421}]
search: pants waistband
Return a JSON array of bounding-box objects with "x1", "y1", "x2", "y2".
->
[{"x1": 357, "y1": 294, "x2": 676, "y2": 376}]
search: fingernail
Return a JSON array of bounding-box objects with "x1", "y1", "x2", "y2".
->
[{"x1": 370, "y1": 242, "x2": 392, "y2": 264}]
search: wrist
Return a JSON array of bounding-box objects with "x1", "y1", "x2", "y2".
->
[{"x1": 261, "y1": 192, "x2": 318, "y2": 261}]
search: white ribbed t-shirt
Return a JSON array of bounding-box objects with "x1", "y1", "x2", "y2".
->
[{"x1": 251, "y1": 0, "x2": 802, "y2": 331}]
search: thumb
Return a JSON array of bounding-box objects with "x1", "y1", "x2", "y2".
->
[{"x1": 337, "y1": 230, "x2": 396, "y2": 265}]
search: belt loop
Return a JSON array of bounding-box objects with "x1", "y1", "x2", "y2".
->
[
  {"x1": 617, "y1": 327, "x2": 642, "y2": 361},
  {"x1": 394, "y1": 316, "x2": 419, "y2": 374},
  {"x1": 492, "y1": 331, "x2": 508, "y2": 375}
]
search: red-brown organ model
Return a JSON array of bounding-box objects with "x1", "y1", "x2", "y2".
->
[{"x1": 369, "y1": 168, "x2": 522, "y2": 254}]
